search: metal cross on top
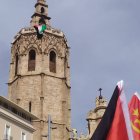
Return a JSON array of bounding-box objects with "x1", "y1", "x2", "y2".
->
[{"x1": 98, "y1": 88, "x2": 103, "y2": 99}]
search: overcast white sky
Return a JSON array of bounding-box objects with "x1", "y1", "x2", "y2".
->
[{"x1": 1, "y1": 0, "x2": 140, "y2": 135}]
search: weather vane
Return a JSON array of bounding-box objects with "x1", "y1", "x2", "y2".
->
[{"x1": 98, "y1": 88, "x2": 103, "y2": 99}]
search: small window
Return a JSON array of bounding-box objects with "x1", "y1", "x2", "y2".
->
[
  {"x1": 28, "y1": 50, "x2": 36, "y2": 71},
  {"x1": 49, "y1": 51, "x2": 56, "y2": 73},
  {"x1": 17, "y1": 98, "x2": 20, "y2": 104},
  {"x1": 21, "y1": 132, "x2": 26, "y2": 140},
  {"x1": 5, "y1": 125, "x2": 11, "y2": 140},
  {"x1": 41, "y1": 7, "x2": 45, "y2": 13},
  {"x1": 15, "y1": 54, "x2": 18, "y2": 75}
]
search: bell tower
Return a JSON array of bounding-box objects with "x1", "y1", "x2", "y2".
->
[
  {"x1": 30, "y1": 0, "x2": 51, "y2": 26},
  {"x1": 8, "y1": 1, "x2": 71, "y2": 140}
]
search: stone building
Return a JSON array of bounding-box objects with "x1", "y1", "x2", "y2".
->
[
  {"x1": 86, "y1": 95, "x2": 107, "y2": 139},
  {"x1": 8, "y1": 0, "x2": 71, "y2": 140},
  {"x1": 76, "y1": 95, "x2": 107, "y2": 140}
]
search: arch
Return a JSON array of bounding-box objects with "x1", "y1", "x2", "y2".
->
[
  {"x1": 15, "y1": 53, "x2": 19, "y2": 76},
  {"x1": 28, "y1": 49, "x2": 36, "y2": 71},
  {"x1": 24, "y1": 44, "x2": 40, "y2": 56},
  {"x1": 49, "y1": 51, "x2": 56, "y2": 73}
]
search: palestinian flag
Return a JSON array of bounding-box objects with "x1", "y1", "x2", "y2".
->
[
  {"x1": 90, "y1": 81, "x2": 134, "y2": 140},
  {"x1": 129, "y1": 92, "x2": 140, "y2": 140},
  {"x1": 34, "y1": 24, "x2": 47, "y2": 34}
]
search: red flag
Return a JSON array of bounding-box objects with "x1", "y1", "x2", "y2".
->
[
  {"x1": 129, "y1": 92, "x2": 140, "y2": 140},
  {"x1": 107, "y1": 81, "x2": 133, "y2": 140},
  {"x1": 90, "y1": 81, "x2": 134, "y2": 140}
]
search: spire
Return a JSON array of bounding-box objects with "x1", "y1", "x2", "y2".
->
[{"x1": 30, "y1": 0, "x2": 51, "y2": 27}]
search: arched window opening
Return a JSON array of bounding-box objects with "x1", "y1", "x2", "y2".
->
[
  {"x1": 15, "y1": 54, "x2": 18, "y2": 76},
  {"x1": 49, "y1": 51, "x2": 56, "y2": 73},
  {"x1": 29, "y1": 102, "x2": 32, "y2": 112},
  {"x1": 28, "y1": 50, "x2": 36, "y2": 71},
  {"x1": 41, "y1": 7, "x2": 45, "y2": 14}
]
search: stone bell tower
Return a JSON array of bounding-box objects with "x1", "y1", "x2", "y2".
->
[{"x1": 8, "y1": 0, "x2": 71, "y2": 140}]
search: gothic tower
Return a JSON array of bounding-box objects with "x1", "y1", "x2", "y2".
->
[{"x1": 8, "y1": 0, "x2": 71, "y2": 140}]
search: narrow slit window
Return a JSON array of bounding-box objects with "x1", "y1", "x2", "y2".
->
[
  {"x1": 28, "y1": 50, "x2": 36, "y2": 71},
  {"x1": 49, "y1": 51, "x2": 56, "y2": 73},
  {"x1": 15, "y1": 54, "x2": 18, "y2": 75},
  {"x1": 29, "y1": 101, "x2": 32, "y2": 112}
]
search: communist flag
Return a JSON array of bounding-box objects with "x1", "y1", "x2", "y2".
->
[{"x1": 129, "y1": 92, "x2": 140, "y2": 140}]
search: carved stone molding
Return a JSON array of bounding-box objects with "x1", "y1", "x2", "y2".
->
[{"x1": 12, "y1": 32, "x2": 68, "y2": 58}]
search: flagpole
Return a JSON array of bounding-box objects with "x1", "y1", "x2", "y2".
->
[{"x1": 48, "y1": 114, "x2": 51, "y2": 140}]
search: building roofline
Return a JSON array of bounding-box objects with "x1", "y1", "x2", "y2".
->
[
  {"x1": 11, "y1": 27, "x2": 65, "y2": 44},
  {"x1": 0, "y1": 96, "x2": 38, "y2": 120},
  {"x1": 0, "y1": 109, "x2": 36, "y2": 132}
]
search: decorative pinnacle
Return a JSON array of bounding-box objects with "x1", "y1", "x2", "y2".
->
[{"x1": 98, "y1": 88, "x2": 103, "y2": 99}]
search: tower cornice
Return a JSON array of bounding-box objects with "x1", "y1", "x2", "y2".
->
[
  {"x1": 11, "y1": 27, "x2": 64, "y2": 44},
  {"x1": 35, "y1": 3, "x2": 48, "y2": 8},
  {"x1": 31, "y1": 13, "x2": 51, "y2": 20},
  {"x1": 8, "y1": 73, "x2": 67, "y2": 85}
]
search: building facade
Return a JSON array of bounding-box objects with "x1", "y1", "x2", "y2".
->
[
  {"x1": 8, "y1": 0, "x2": 71, "y2": 140},
  {"x1": 0, "y1": 96, "x2": 37, "y2": 140}
]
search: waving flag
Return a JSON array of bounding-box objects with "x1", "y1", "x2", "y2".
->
[
  {"x1": 129, "y1": 92, "x2": 140, "y2": 140},
  {"x1": 90, "y1": 81, "x2": 134, "y2": 140},
  {"x1": 34, "y1": 24, "x2": 47, "y2": 34},
  {"x1": 34, "y1": 24, "x2": 47, "y2": 39}
]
